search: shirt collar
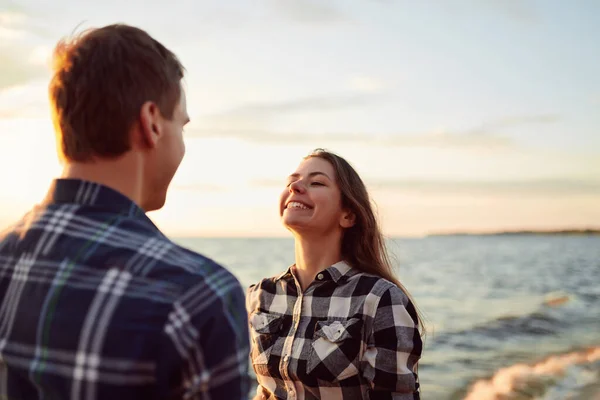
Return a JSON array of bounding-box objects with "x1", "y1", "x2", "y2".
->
[
  {"x1": 276, "y1": 267, "x2": 293, "y2": 281},
  {"x1": 42, "y1": 178, "x2": 153, "y2": 221},
  {"x1": 276, "y1": 260, "x2": 355, "y2": 284},
  {"x1": 327, "y1": 260, "x2": 354, "y2": 282}
]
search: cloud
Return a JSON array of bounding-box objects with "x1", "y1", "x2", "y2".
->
[
  {"x1": 421, "y1": 0, "x2": 538, "y2": 23},
  {"x1": 0, "y1": 8, "x2": 52, "y2": 91},
  {"x1": 467, "y1": 114, "x2": 560, "y2": 134},
  {"x1": 349, "y1": 76, "x2": 385, "y2": 93},
  {"x1": 266, "y1": 0, "x2": 349, "y2": 24},
  {"x1": 187, "y1": 112, "x2": 559, "y2": 150},
  {"x1": 368, "y1": 178, "x2": 600, "y2": 195},
  {"x1": 252, "y1": 178, "x2": 600, "y2": 196},
  {"x1": 0, "y1": 79, "x2": 50, "y2": 121},
  {"x1": 483, "y1": 0, "x2": 537, "y2": 22},
  {"x1": 207, "y1": 92, "x2": 382, "y2": 119},
  {"x1": 0, "y1": 2, "x2": 51, "y2": 40},
  {"x1": 187, "y1": 127, "x2": 514, "y2": 149},
  {"x1": 0, "y1": 46, "x2": 49, "y2": 90},
  {"x1": 198, "y1": 92, "x2": 384, "y2": 132},
  {"x1": 0, "y1": 49, "x2": 49, "y2": 91}
]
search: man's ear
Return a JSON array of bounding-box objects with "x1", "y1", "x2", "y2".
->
[
  {"x1": 138, "y1": 101, "x2": 162, "y2": 149},
  {"x1": 340, "y1": 210, "x2": 356, "y2": 229}
]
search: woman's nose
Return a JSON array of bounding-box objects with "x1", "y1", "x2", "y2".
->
[{"x1": 289, "y1": 180, "x2": 305, "y2": 193}]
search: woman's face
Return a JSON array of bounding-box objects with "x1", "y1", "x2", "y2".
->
[{"x1": 280, "y1": 157, "x2": 353, "y2": 235}]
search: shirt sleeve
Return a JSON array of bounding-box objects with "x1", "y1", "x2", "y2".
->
[
  {"x1": 246, "y1": 283, "x2": 258, "y2": 313},
  {"x1": 361, "y1": 285, "x2": 422, "y2": 400},
  {"x1": 161, "y1": 271, "x2": 251, "y2": 400}
]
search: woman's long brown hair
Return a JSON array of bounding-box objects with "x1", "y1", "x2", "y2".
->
[{"x1": 306, "y1": 148, "x2": 426, "y2": 335}]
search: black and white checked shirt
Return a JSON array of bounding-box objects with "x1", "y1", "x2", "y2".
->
[
  {"x1": 0, "y1": 179, "x2": 250, "y2": 399},
  {"x1": 246, "y1": 261, "x2": 421, "y2": 400}
]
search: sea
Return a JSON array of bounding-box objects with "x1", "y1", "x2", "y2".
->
[{"x1": 174, "y1": 235, "x2": 600, "y2": 400}]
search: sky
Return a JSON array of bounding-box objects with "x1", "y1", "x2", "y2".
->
[{"x1": 0, "y1": 0, "x2": 599, "y2": 237}]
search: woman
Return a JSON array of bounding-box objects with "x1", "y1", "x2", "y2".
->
[{"x1": 246, "y1": 149, "x2": 423, "y2": 400}]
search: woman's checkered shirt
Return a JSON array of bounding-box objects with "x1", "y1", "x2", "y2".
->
[{"x1": 247, "y1": 261, "x2": 422, "y2": 400}]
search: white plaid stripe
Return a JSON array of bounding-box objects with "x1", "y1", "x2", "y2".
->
[
  {"x1": 0, "y1": 254, "x2": 36, "y2": 340},
  {"x1": 180, "y1": 345, "x2": 205, "y2": 400},
  {"x1": 6, "y1": 341, "x2": 154, "y2": 371},
  {"x1": 247, "y1": 261, "x2": 422, "y2": 399},
  {"x1": 138, "y1": 237, "x2": 172, "y2": 259},
  {"x1": 165, "y1": 302, "x2": 195, "y2": 358},
  {"x1": 167, "y1": 267, "x2": 251, "y2": 398},
  {"x1": 29, "y1": 258, "x2": 72, "y2": 391},
  {"x1": 182, "y1": 268, "x2": 241, "y2": 315},
  {"x1": 30, "y1": 212, "x2": 144, "y2": 253},
  {"x1": 0, "y1": 255, "x2": 181, "y2": 302},
  {"x1": 201, "y1": 351, "x2": 246, "y2": 390},
  {"x1": 75, "y1": 180, "x2": 101, "y2": 205},
  {"x1": 3, "y1": 349, "x2": 155, "y2": 384},
  {"x1": 71, "y1": 268, "x2": 131, "y2": 400},
  {"x1": 36, "y1": 206, "x2": 77, "y2": 256},
  {"x1": 128, "y1": 237, "x2": 174, "y2": 274}
]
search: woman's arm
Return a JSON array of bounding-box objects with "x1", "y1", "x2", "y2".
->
[{"x1": 362, "y1": 286, "x2": 423, "y2": 400}]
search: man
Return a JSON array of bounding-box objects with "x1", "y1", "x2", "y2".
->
[{"x1": 0, "y1": 24, "x2": 250, "y2": 399}]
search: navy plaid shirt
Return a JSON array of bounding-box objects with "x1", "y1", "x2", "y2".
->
[{"x1": 0, "y1": 179, "x2": 250, "y2": 399}]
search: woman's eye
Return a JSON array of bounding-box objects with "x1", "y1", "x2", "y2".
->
[{"x1": 311, "y1": 182, "x2": 324, "y2": 186}]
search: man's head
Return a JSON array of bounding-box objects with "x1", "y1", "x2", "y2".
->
[{"x1": 49, "y1": 24, "x2": 189, "y2": 211}]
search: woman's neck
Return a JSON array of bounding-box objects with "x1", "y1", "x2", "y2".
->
[{"x1": 293, "y1": 232, "x2": 342, "y2": 292}]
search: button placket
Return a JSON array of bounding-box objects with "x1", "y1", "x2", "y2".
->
[{"x1": 280, "y1": 291, "x2": 302, "y2": 399}]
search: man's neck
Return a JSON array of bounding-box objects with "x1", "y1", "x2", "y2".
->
[
  {"x1": 293, "y1": 232, "x2": 342, "y2": 292},
  {"x1": 60, "y1": 155, "x2": 145, "y2": 210}
]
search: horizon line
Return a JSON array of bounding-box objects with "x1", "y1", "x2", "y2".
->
[{"x1": 170, "y1": 226, "x2": 600, "y2": 239}]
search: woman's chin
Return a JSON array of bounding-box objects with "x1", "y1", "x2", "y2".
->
[{"x1": 283, "y1": 219, "x2": 312, "y2": 234}]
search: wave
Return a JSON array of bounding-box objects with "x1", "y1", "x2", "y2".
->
[
  {"x1": 463, "y1": 346, "x2": 600, "y2": 400},
  {"x1": 435, "y1": 293, "x2": 575, "y2": 349},
  {"x1": 435, "y1": 312, "x2": 562, "y2": 353}
]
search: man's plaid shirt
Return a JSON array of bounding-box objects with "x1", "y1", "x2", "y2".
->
[
  {"x1": 0, "y1": 179, "x2": 250, "y2": 399},
  {"x1": 246, "y1": 261, "x2": 422, "y2": 400}
]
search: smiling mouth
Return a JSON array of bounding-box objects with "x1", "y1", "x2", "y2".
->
[{"x1": 286, "y1": 201, "x2": 312, "y2": 210}]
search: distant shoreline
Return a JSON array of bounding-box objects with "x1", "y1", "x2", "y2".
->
[{"x1": 427, "y1": 229, "x2": 600, "y2": 237}]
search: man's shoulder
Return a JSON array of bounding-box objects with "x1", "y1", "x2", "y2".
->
[
  {"x1": 100, "y1": 221, "x2": 243, "y2": 301},
  {"x1": 0, "y1": 208, "x2": 43, "y2": 252},
  {"x1": 0, "y1": 204, "x2": 242, "y2": 302},
  {"x1": 150, "y1": 238, "x2": 241, "y2": 291}
]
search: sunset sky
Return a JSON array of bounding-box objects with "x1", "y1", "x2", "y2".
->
[{"x1": 1, "y1": 0, "x2": 599, "y2": 237}]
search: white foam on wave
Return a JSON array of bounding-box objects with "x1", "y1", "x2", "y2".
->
[{"x1": 464, "y1": 347, "x2": 600, "y2": 400}]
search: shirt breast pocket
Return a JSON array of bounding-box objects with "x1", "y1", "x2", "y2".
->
[
  {"x1": 249, "y1": 311, "x2": 284, "y2": 375},
  {"x1": 306, "y1": 317, "x2": 363, "y2": 382}
]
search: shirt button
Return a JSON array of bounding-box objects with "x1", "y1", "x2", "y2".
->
[{"x1": 317, "y1": 273, "x2": 324, "y2": 280}]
